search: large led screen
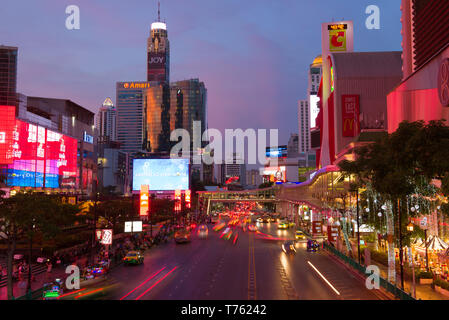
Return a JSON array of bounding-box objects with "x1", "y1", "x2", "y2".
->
[
  {"x1": 0, "y1": 107, "x2": 77, "y2": 189},
  {"x1": 133, "y1": 158, "x2": 189, "y2": 191}
]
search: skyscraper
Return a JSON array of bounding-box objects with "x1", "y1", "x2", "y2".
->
[
  {"x1": 147, "y1": 2, "x2": 170, "y2": 83},
  {"x1": 298, "y1": 99, "x2": 309, "y2": 153},
  {"x1": 308, "y1": 55, "x2": 322, "y2": 128},
  {"x1": 0, "y1": 46, "x2": 18, "y2": 107},
  {"x1": 144, "y1": 82, "x2": 171, "y2": 152},
  {"x1": 96, "y1": 97, "x2": 117, "y2": 142},
  {"x1": 116, "y1": 82, "x2": 147, "y2": 155},
  {"x1": 169, "y1": 79, "x2": 207, "y2": 150}
]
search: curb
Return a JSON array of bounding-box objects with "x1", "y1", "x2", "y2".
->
[{"x1": 322, "y1": 248, "x2": 396, "y2": 300}]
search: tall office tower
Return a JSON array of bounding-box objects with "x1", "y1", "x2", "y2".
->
[
  {"x1": 147, "y1": 2, "x2": 170, "y2": 83},
  {"x1": 144, "y1": 82, "x2": 171, "y2": 152},
  {"x1": 308, "y1": 55, "x2": 322, "y2": 128},
  {"x1": 217, "y1": 153, "x2": 247, "y2": 186},
  {"x1": 0, "y1": 46, "x2": 18, "y2": 107},
  {"x1": 169, "y1": 79, "x2": 207, "y2": 150},
  {"x1": 298, "y1": 99, "x2": 310, "y2": 153},
  {"x1": 116, "y1": 82, "x2": 148, "y2": 155},
  {"x1": 287, "y1": 133, "x2": 299, "y2": 158},
  {"x1": 96, "y1": 97, "x2": 117, "y2": 142}
]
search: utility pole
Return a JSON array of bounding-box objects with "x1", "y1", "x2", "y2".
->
[
  {"x1": 356, "y1": 188, "x2": 361, "y2": 265},
  {"x1": 398, "y1": 198, "x2": 404, "y2": 291},
  {"x1": 90, "y1": 180, "x2": 99, "y2": 266}
]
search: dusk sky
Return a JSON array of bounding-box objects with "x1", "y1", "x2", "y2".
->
[{"x1": 1, "y1": 0, "x2": 401, "y2": 146}]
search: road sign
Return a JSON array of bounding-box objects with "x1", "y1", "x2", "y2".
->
[
  {"x1": 100, "y1": 229, "x2": 113, "y2": 245},
  {"x1": 421, "y1": 217, "x2": 427, "y2": 228}
]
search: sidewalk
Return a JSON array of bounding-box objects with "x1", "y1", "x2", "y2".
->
[
  {"x1": 375, "y1": 261, "x2": 448, "y2": 300},
  {"x1": 0, "y1": 265, "x2": 68, "y2": 300}
]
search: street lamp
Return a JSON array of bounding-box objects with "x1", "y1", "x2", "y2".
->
[{"x1": 406, "y1": 221, "x2": 416, "y2": 299}]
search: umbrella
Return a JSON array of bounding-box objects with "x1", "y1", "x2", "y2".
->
[
  {"x1": 425, "y1": 235, "x2": 449, "y2": 251},
  {"x1": 412, "y1": 237, "x2": 424, "y2": 247}
]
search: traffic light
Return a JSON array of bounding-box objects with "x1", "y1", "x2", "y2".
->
[
  {"x1": 174, "y1": 189, "x2": 181, "y2": 212},
  {"x1": 185, "y1": 189, "x2": 191, "y2": 209}
]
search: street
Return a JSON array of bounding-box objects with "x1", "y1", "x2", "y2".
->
[{"x1": 70, "y1": 222, "x2": 381, "y2": 300}]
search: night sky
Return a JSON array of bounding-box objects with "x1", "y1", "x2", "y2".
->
[{"x1": 1, "y1": 0, "x2": 401, "y2": 146}]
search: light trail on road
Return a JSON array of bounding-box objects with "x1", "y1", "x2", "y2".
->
[
  {"x1": 135, "y1": 266, "x2": 178, "y2": 300},
  {"x1": 120, "y1": 266, "x2": 166, "y2": 300},
  {"x1": 307, "y1": 261, "x2": 341, "y2": 296}
]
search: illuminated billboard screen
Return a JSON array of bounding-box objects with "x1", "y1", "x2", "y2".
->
[
  {"x1": 0, "y1": 107, "x2": 78, "y2": 189},
  {"x1": 132, "y1": 158, "x2": 189, "y2": 191},
  {"x1": 310, "y1": 95, "x2": 320, "y2": 128},
  {"x1": 265, "y1": 146, "x2": 287, "y2": 158}
]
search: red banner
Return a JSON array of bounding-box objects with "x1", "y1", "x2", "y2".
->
[
  {"x1": 327, "y1": 225, "x2": 339, "y2": 243},
  {"x1": 341, "y1": 95, "x2": 360, "y2": 137},
  {"x1": 312, "y1": 221, "x2": 323, "y2": 236}
]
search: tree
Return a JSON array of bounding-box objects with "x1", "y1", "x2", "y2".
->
[
  {"x1": 96, "y1": 198, "x2": 135, "y2": 234},
  {"x1": 0, "y1": 192, "x2": 79, "y2": 299},
  {"x1": 258, "y1": 181, "x2": 274, "y2": 189},
  {"x1": 339, "y1": 120, "x2": 449, "y2": 289}
]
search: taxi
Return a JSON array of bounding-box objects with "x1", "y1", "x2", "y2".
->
[
  {"x1": 278, "y1": 220, "x2": 288, "y2": 229},
  {"x1": 295, "y1": 230, "x2": 306, "y2": 240},
  {"x1": 123, "y1": 251, "x2": 144, "y2": 265}
]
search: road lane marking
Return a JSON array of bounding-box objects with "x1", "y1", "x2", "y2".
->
[
  {"x1": 135, "y1": 266, "x2": 178, "y2": 300},
  {"x1": 307, "y1": 261, "x2": 341, "y2": 296},
  {"x1": 119, "y1": 266, "x2": 166, "y2": 300},
  {"x1": 247, "y1": 234, "x2": 257, "y2": 300},
  {"x1": 57, "y1": 288, "x2": 87, "y2": 299},
  {"x1": 74, "y1": 288, "x2": 104, "y2": 299}
]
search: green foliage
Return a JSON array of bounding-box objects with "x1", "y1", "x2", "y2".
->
[
  {"x1": 416, "y1": 270, "x2": 433, "y2": 279},
  {"x1": 258, "y1": 181, "x2": 274, "y2": 189},
  {"x1": 96, "y1": 198, "x2": 135, "y2": 229},
  {"x1": 434, "y1": 277, "x2": 449, "y2": 290}
]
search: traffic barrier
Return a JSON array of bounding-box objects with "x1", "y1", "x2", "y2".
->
[{"x1": 323, "y1": 242, "x2": 414, "y2": 300}]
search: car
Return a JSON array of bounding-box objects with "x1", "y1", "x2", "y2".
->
[
  {"x1": 295, "y1": 230, "x2": 306, "y2": 240},
  {"x1": 248, "y1": 224, "x2": 257, "y2": 232},
  {"x1": 123, "y1": 251, "x2": 144, "y2": 265},
  {"x1": 174, "y1": 230, "x2": 191, "y2": 244},
  {"x1": 282, "y1": 241, "x2": 296, "y2": 254},
  {"x1": 213, "y1": 222, "x2": 226, "y2": 231},
  {"x1": 197, "y1": 224, "x2": 209, "y2": 239},
  {"x1": 42, "y1": 279, "x2": 64, "y2": 300},
  {"x1": 288, "y1": 221, "x2": 296, "y2": 228},
  {"x1": 307, "y1": 239, "x2": 320, "y2": 252},
  {"x1": 278, "y1": 220, "x2": 288, "y2": 229},
  {"x1": 222, "y1": 228, "x2": 233, "y2": 240},
  {"x1": 256, "y1": 217, "x2": 264, "y2": 223}
]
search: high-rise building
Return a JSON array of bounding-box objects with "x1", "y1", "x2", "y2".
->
[
  {"x1": 144, "y1": 82, "x2": 171, "y2": 152},
  {"x1": 287, "y1": 133, "x2": 299, "y2": 158},
  {"x1": 0, "y1": 46, "x2": 18, "y2": 108},
  {"x1": 169, "y1": 79, "x2": 207, "y2": 150},
  {"x1": 147, "y1": 3, "x2": 170, "y2": 83},
  {"x1": 116, "y1": 82, "x2": 148, "y2": 155},
  {"x1": 298, "y1": 55, "x2": 322, "y2": 156},
  {"x1": 246, "y1": 169, "x2": 263, "y2": 188},
  {"x1": 298, "y1": 99, "x2": 310, "y2": 153},
  {"x1": 309, "y1": 55, "x2": 322, "y2": 129},
  {"x1": 96, "y1": 97, "x2": 116, "y2": 142},
  {"x1": 217, "y1": 153, "x2": 246, "y2": 186}
]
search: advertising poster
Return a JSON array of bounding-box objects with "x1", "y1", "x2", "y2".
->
[
  {"x1": 328, "y1": 24, "x2": 348, "y2": 52},
  {"x1": 342, "y1": 95, "x2": 360, "y2": 137}
]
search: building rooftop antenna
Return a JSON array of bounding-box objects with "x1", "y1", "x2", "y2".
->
[{"x1": 158, "y1": 1, "x2": 161, "y2": 21}]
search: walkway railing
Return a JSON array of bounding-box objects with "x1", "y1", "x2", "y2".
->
[{"x1": 323, "y1": 242, "x2": 415, "y2": 300}]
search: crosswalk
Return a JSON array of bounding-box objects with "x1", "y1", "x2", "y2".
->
[{"x1": 0, "y1": 259, "x2": 48, "y2": 287}]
